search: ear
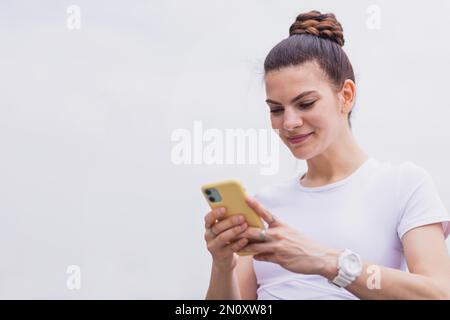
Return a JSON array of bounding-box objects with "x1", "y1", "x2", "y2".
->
[{"x1": 338, "y1": 79, "x2": 356, "y2": 115}]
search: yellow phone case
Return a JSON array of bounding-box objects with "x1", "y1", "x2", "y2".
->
[{"x1": 201, "y1": 179, "x2": 264, "y2": 256}]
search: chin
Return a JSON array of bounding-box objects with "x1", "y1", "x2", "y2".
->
[
  {"x1": 282, "y1": 135, "x2": 320, "y2": 161},
  {"x1": 291, "y1": 152, "x2": 309, "y2": 160},
  {"x1": 287, "y1": 147, "x2": 307, "y2": 160},
  {"x1": 288, "y1": 146, "x2": 319, "y2": 160}
]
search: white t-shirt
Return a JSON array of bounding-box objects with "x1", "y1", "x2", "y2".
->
[{"x1": 252, "y1": 157, "x2": 450, "y2": 300}]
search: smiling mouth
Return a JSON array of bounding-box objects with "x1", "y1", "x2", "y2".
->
[{"x1": 286, "y1": 132, "x2": 314, "y2": 144}]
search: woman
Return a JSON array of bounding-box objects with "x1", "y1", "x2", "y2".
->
[{"x1": 203, "y1": 10, "x2": 450, "y2": 299}]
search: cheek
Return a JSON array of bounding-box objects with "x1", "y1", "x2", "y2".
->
[
  {"x1": 306, "y1": 111, "x2": 336, "y2": 146},
  {"x1": 305, "y1": 112, "x2": 328, "y2": 130},
  {"x1": 270, "y1": 116, "x2": 282, "y2": 129}
]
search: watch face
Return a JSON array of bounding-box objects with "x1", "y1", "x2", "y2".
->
[{"x1": 342, "y1": 253, "x2": 362, "y2": 276}]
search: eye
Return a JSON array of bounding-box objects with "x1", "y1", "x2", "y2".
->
[
  {"x1": 270, "y1": 108, "x2": 283, "y2": 115},
  {"x1": 298, "y1": 101, "x2": 316, "y2": 109}
]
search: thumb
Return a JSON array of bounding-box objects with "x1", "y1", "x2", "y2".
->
[{"x1": 246, "y1": 196, "x2": 282, "y2": 228}]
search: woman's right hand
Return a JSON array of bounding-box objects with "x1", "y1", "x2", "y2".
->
[{"x1": 204, "y1": 207, "x2": 249, "y2": 271}]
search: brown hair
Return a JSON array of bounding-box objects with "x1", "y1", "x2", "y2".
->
[{"x1": 264, "y1": 10, "x2": 355, "y2": 128}]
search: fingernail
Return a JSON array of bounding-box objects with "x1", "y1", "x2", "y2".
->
[{"x1": 219, "y1": 207, "x2": 226, "y2": 214}]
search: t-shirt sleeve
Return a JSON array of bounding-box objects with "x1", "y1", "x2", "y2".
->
[{"x1": 397, "y1": 162, "x2": 450, "y2": 240}]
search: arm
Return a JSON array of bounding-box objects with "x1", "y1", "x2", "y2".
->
[
  {"x1": 235, "y1": 256, "x2": 259, "y2": 299},
  {"x1": 240, "y1": 197, "x2": 450, "y2": 299},
  {"x1": 205, "y1": 255, "x2": 258, "y2": 300},
  {"x1": 321, "y1": 223, "x2": 450, "y2": 299},
  {"x1": 206, "y1": 262, "x2": 242, "y2": 300},
  {"x1": 241, "y1": 197, "x2": 450, "y2": 299}
]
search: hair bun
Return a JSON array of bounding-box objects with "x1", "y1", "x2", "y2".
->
[{"x1": 289, "y1": 10, "x2": 345, "y2": 47}]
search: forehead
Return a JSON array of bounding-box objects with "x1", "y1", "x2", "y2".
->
[{"x1": 265, "y1": 61, "x2": 331, "y2": 99}]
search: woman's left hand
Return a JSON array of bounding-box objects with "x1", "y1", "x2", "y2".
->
[{"x1": 238, "y1": 196, "x2": 339, "y2": 279}]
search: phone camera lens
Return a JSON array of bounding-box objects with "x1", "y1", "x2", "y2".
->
[
  {"x1": 208, "y1": 196, "x2": 215, "y2": 202},
  {"x1": 205, "y1": 189, "x2": 211, "y2": 195}
]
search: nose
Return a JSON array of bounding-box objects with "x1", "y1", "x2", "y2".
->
[{"x1": 282, "y1": 107, "x2": 303, "y2": 131}]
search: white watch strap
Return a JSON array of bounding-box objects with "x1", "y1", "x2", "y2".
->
[
  {"x1": 330, "y1": 249, "x2": 362, "y2": 288},
  {"x1": 332, "y1": 269, "x2": 355, "y2": 287}
]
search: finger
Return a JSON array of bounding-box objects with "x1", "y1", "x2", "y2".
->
[
  {"x1": 211, "y1": 222, "x2": 248, "y2": 248},
  {"x1": 240, "y1": 241, "x2": 275, "y2": 254},
  {"x1": 224, "y1": 237, "x2": 249, "y2": 255},
  {"x1": 245, "y1": 196, "x2": 281, "y2": 227},
  {"x1": 253, "y1": 253, "x2": 274, "y2": 262},
  {"x1": 204, "y1": 207, "x2": 226, "y2": 228},
  {"x1": 210, "y1": 215, "x2": 245, "y2": 237},
  {"x1": 235, "y1": 227, "x2": 271, "y2": 242},
  {"x1": 204, "y1": 227, "x2": 218, "y2": 242}
]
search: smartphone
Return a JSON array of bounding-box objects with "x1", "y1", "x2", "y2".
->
[{"x1": 201, "y1": 179, "x2": 264, "y2": 256}]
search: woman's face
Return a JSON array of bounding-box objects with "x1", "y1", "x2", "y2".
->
[{"x1": 265, "y1": 61, "x2": 352, "y2": 160}]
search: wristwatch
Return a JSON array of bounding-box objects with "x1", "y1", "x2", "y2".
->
[{"x1": 330, "y1": 249, "x2": 363, "y2": 288}]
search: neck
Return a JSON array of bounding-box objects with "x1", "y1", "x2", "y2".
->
[{"x1": 301, "y1": 128, "x2": 368, "y2": 185}]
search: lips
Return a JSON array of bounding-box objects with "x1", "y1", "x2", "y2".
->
[
  {"x1": 287, "y1": 133, "x2": 313, "y2": 139},
  {"x1": 286, "y1": 132, "x2": 314, "y2": 144}
]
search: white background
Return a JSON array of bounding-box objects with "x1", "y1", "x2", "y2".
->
[{"x1": 0, "y1": 0, "x2": 449, "y2": 299}]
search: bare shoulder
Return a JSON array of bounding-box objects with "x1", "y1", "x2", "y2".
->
[{"x1": 235, "y1": 255, "x2": 259, "y2": 300}]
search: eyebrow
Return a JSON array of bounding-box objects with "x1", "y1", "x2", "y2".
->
[{"x1": 265, "y1": 90, "x2": 317, "y2": 105}]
